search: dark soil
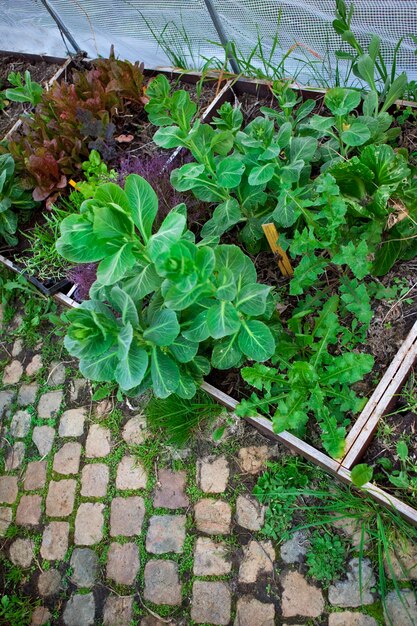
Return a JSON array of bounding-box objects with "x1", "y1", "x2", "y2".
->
[
  {"x1": 108, "y1": 78, "x2": 221, "y2": 164},
  {"x1": 234, "y1": 88, "x2": 325, "y2": 124},
  {"x1": 0, "y1": 55, "x2": 63, "y2": 138}
]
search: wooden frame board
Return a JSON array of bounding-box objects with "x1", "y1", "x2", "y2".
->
[
  {"x1": 341, "y1": 321, "x2": 417, "y2": 468},
  {"x1": 200, "y1": 381, "x2": 417, "y2": 527}
]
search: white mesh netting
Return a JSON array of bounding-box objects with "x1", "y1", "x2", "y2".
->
[{"x1": 0, "y1": 0, "x2": 416, "y2": 87}]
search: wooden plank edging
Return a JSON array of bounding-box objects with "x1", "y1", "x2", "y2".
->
[
  {"x1": 341, "y1": 321, "x2": 417, "y2": 468},
  {"x1": 200, "y1": 382, "x2": 417, "y2": 526}
]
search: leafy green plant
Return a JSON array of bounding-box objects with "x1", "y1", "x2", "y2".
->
[
  {"x1": 147, "y1": 76, "x2": 417, "y2": 277},
  {"x1": 255, "y1": 457, "x2": 313, "y2": 538},
  {"x1": 306, "y1": 530, "x2": 347, "y2": 586},
  {"x1": 369, "y1": 439, "x2": 417, "y2": 501},
  {"x1": 5, "y1": 70, "x2": 43, "y2": 106},
  {"x1": 145, "y1": 390, "x2": 224, "y2": 446},
  {"x1": 237, "y1": 295, "x2": 374, "y2": 457},
  {"x1": 56, "y1": 174, "x2": 277, "y2": 398},
  {"x1": 0, "y1": 153, "x2": 38, "y2": 245},
  {"x1": 71, "y1": 149, "x2": 118, "y2": 199}
]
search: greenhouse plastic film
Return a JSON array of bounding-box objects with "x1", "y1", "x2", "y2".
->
[{"x1": 0, "y1": 0, "x2": 416, "y2": 86}]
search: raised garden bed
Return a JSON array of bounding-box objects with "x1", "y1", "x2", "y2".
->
[{"x1": 2, "y1": 61, "x2": 417, "y2": 526}]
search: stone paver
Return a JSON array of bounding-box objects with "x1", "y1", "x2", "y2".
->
[
  {"x1": 280, "y1": 530, "x2": 309, "y2": 564},
  {"x1": 53, "y1": 442, "x2": 82, "y2": 475},
  {"x1": 31, "y1": 607, "x2": 52, "y2": 626},
  {"x1": 46, "y1": 479, "x2": 76, "y2": 517},
  {"x1": 26, "y1": 354, "x2": 43, "y2": 376},
  {"x1": 193, "y1": 537, "x2": 232, "y2": 576},
  {"x1": 95, "y1": 399, "x2": 112, "y2": 417},
  {"x1": 12, "y1": 338, "x2": 23, "y2": 357},
  {"x1": 153, "y1": 469, "x2": 189, "y2": 509},
  {"x1": 59, "y1": 408, "x2": 86, "y2": 437},
  {"x1": 146, "y1": 515, "x2": 186, "y2": 554},
  {"x1": 110, "y1": 496, "x2": 145, "y2": 537},
  {"x1": 0, "y1": 390, "x2": 15, "y2": 417},
  {"x1": 3, "y1": 359, "x2": 23, "y2": 385},
  {"x1": 239, "y1": 540, "x2": 275, "y2": 583},
  {"x1": 24, "y1": 461, "x2": 47, "y2": 491},
  {"x1": 332, "y1": 515, "x2": 370, "y2": 549},
  {"x1": 329, "y1": 612, "x2": 378, "y2": 626},
  {"x1": 195, "y1": 499, "x2": 232, "y2": 535},
  {"x1": 85, "y1": 424, "x2": 111, "y2": 457},
  {"x1": 116, "y1": 455, "x2": 147, "y2": 490},
  {"x1": 70, "y1": 548, "x2": 99, "y2": 587},
  {"x1": 122, "y1": 415, "x2": 148, "y2": 445},
  {"x1": 197, "y1": 455, "x2": 229, "y2": 493},
  {"x1": 9, "y1": 409, "x2": 32, "y2": 438},
  {"x1": 234, "y1": 596, "x2": 275, "y2": 626},
  {"x1": 18, "y1": 383, "x2": 38, "y2": 406},
  {"x1": 81, "y1": 463, "x2": 109, "y2": 497},
  {"x1": 384, "y1": 589, "x2": 417, "y2": 626},
  {"x1": 40, "y1": 522, "x2": 69, "y2": 560},
  {"x1": 281, "y1": 570, "x2": 325, "y2": 618},
  {"x1": 144, "y1": 560, "x2": 182, "y2": 605},
  {"x1": 74, "y1": 503, "x2": 104, "y2": 545},
  {"x1": 0, "y1": 507, "x2": 13, "y2": 535},
  {"x1": 5, "y1": 441, "x2": 25, "y2": 470},
  {"x1": 32, "y1": 425, "x2": 55, "y2": 456},
  {"x1": 191, "y1": 581, "x2": 231, "y2": 625},
  {"x1": 103, "y1": 596, "x2": 133, "y2": 626},
  {"x1": 0, "y1": 475, "x2": 18, "y2": 504},
  {"x1": 48, "y1": 361, "x2": 66, "y2": 386},
  {"x1": 16, "y1": 494, "x2": 42, "y2": 526},
  {"x1": 236, "y1": 495, "x2": 265, "y2": 530},
  {"x1": 38, "y1": 391, "x2": 63, "y2": 419},
  {"x1": 328, "y1": 558, "x2": 376, "y2": 607},
  {"x1": 106, "y1": 542, "x2": 139, "y2": 585},
  {"x1": 38, "y1": 569, "x2": 61, "y2": 597},
  {"x1": 238, "y1": 446, "x2": 270, "y2": 474},
  {"x1": 9, "y1": 538, "x2": 34, "y2": 568},
  {"x1": 63, "y1": 593, "x2": 95, "y2": 626},
  {"x1": 69, "y1": 379, "x2": 88, "y2": 403},
  {"x1": 385, "y1": 540, "x2": 417, "y2": 580}
]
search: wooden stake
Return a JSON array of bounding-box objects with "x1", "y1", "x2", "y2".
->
[{"x1": 262, "y1": 223, "x2": 293, "y2": 277}]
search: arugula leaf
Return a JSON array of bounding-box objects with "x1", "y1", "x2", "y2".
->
[{"x1": 339, "y1": 278, "x2": 372, "y2": 325}]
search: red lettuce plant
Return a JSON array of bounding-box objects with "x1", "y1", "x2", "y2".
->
[{"x1": 8, "y1": 53, "x2": 148, "y2": 204}]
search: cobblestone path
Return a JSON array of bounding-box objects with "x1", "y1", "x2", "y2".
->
[{"x1": 1, "y1": 313, "x2": 416, "y2": 625}]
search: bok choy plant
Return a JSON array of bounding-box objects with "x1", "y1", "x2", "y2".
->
[{"x1": 56, "y1": 174, "x2": 277, "y2": 398}]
